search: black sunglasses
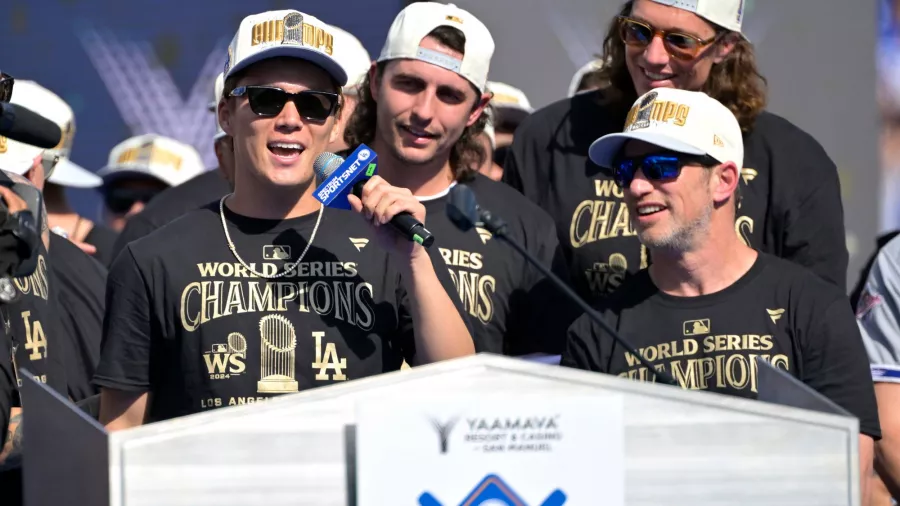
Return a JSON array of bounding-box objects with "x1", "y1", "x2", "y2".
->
[
  {"x1": 103, "y1": 187, "x2": 163, "y2": 214},
  {"x1": 0, "y1": 72, "x2": 14, "y2": 103},
  {"x1": 612, "y1": 153, "x2": 719, "y2": 188},
  {"x1": 230, "y1": 85, "x2": 339, "y2": 121}
]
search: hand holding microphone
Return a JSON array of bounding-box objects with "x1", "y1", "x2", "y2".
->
[{"x1": 313, "y1": 145, "x2": 435, "y2": 249}]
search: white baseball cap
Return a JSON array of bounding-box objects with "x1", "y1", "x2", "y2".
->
[
  {"x1": 588, "y1": 88, "x2": 743, "y2": 169},
  {"x1": 567, "y1": 59, "x2": 606, "y2": 98},
  {"x1": 486, "y1": 81, "x2": 533, "y2": 127},
  {"x1": 224, "y1": 10, "x2": 348, "y2": 86},
  {"x1": 330, "y1": 25, "x2": 372, "y2": 94},
  {"x1": 211, "y1": 73, "x2": 227, "y2": 142},
  {"x1": 7, "y1": 80, "x2": 102, "y2": 188},
  {"x1": 378, "y1": 2, "x2": 494, "y2": 94},
  {"x1": 99, "y1": 134, "x2": 206, "y2": 188},
  {"x1": 649, "y1": 0, "x2": 746, "y2": 33}
]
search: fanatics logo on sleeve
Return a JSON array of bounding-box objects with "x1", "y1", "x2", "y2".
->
[
  {"x1": 350, "y1": 238, "x2": 370, "y2": 251},
  {"x1": 766, "y1": 308, "x2": 785, "y2": 324}
]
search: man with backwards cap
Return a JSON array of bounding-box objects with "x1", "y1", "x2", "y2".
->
[
  {"x1": 2, "y1": 80, "x2": 108, "y2": 403},
  {"x1": 110, "y1": 75, "x2": 234, "y2": 261},
  {"x1": 344, "y1": 2, "x2": 575, "y2": 357},
  {"x1": 505, "y1": 0, "x2": 849, "y2": 304},
  {"x1": 94, "y1": 9, "x2": 473, "y2": 430},
  {"x1": 561, "y1": 88, "x2": 880, "y2": 500}
]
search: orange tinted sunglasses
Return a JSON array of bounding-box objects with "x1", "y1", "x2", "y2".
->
[{"x1": 618, "y1": 16, "x2": 723, "y2": 61}]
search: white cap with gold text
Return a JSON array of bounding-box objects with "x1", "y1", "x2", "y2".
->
[
  {"x1": 588, "y1": 88, "x2": 743, "y2": 169},
  {"x1": 98, "y1": 134, "x2": 206, "y2": 188},
  {"x1": 224, "y1": 10, "x2": 348, "y2": 86},
  {"x1": 378, "y1": 2, "x2": 494, "y2": 93}
]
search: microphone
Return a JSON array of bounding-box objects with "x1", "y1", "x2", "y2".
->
[
  {"x1": 313, "y1": 144, "x2": 435, "y2": 248},
  {"x1": 0, "y1": 102, "x2": 62, "y2": 149},
  {"x1": 446, "y1": 184, "x2": 679, "y2": 387}
]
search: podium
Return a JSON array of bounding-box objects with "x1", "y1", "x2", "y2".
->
[{"x1": 21, "y1": 354, "x2": 860, "y2": 506}]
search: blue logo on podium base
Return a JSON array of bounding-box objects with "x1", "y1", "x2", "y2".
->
[{"x1": 419, "y1": 474, "x2": 566, "y2": 506}]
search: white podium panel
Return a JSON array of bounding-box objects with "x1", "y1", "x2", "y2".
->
[{"x1": 24, "y1": 354, "x2": 860, "y2": 506}]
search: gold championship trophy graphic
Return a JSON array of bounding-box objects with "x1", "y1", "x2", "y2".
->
[{"x1": 257, "y1": 314, "x2": 299, "y2": 393}]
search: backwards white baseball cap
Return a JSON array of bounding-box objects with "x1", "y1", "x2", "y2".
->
[
  {"x1": 588, "y1": 87, "x2": 743, "y2": 169},
  {"x1": 378, "y1": 2, "x2": 494, "y2": 94},
  {"x1": 330, "y1": 25, "x2": 372, "y2": 94},
  {"x1": 7, "y1": 80, "x2": 102, "y2": 188},
  {"x1": 487, "y1": 81, "x2": 533, "y2": 127},
  {"x1": 98, "y1": 134, "x2": 206, "y2": 188},
  {"x1": 649, "y1": 0, "x2": 746, "y2": 33},
  {"x1": 224, "y1": 10, "x2": 348, "y2": 86}
]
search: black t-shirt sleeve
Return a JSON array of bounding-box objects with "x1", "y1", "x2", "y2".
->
[
  {"x1": 803, "y1": 297, "x2": 881, "y2": 439},
  {"x1": 561, "y1": 309, "x2": 615, "y2": 372},
  {"x1": 501, "y1": 119, "x2": 546, "y2": 202},
  {"x1": 774, "y1": 128, "x2": 848, "y2": 291},
  {"x1": 507, "y1": 222, "x2": 581, "y2": 356},
  {"x1": 93, "y1": 246, "x2": 153, "y2": 391}
]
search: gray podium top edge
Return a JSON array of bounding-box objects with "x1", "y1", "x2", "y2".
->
[{"x1": 111, "y1": 352, "x2": 859, "y2": 444}]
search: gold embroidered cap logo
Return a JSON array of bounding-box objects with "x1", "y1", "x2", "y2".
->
[
  {"x1": 713, "y1": 134, "x2": 724, "y2": 147},
  {"x1": 445, "y1": 15, "x2": 463, "y2": 24},
  {"x1": 0, "y1": 136, "x2": 7, "y2": 154}
]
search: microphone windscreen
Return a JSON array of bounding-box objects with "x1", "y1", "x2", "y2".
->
[
  {"x1": 0, "y1": 103, "x2": 62, "y2": 149},
  {"x1": 313, "y1": 152, "x2": 344, "y2": 182}
]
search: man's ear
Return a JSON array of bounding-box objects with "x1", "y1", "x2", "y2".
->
[
  {"x1": 712, "y1": 33, "x2": 740, "y2": 64},
  {"x1": 218, "y1": 98, "x2": 232, "y2": 136},
  {"x1": 467, "y1": 92, "x2": 493, "y2": 128},
  {"x1": 711, "y1": 161, "x2": 739, "y2": 205},
  {"x1": 367, "y1": 62, "x2": 380, "y2": 101}
]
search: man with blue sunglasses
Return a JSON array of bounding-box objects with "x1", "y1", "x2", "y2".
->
[{"x1": 562, "y1": 87, "x2": 880, "y2": 502}]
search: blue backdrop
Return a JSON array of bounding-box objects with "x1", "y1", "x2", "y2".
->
[{"x1": 0, "y1": 0, "x2": 404, "y2": 219}]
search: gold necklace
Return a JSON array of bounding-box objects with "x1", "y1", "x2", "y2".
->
[{"x1": 219, "y1": 193, "x2": 323, "y2": 279}]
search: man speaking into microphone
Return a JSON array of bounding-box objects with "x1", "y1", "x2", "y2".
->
[
  {"x1": 343, "y1": 2, "x2": 576, "y2": 356},
  {"x1": 93, "y1": 9, "x2": 474, "y2": 430}
]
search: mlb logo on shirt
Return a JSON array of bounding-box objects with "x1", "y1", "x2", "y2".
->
[
  {"x1": 263, "y1": 245, "x2": 292, "y2": 260},
  {"x1": 683, "y1": 319, "x2": 710, "y2": 336}
]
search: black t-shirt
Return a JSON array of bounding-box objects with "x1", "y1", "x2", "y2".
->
[
  {"x1": 94, "y1": 202, "x2": 469, "y2": 422},
  {"x1": 3, "y1": 240, "x2": 67, "y2": 398},
  {"x1": 49, "y1": 233, "x2": 107, "y2": 402},
  {"x1": 561, "y1": 252, "x2": 880, "y2": 438},
  {"x1": 503, "y1": 90, "x2": 848, "y2": 302},
  {"x1": 111, "y1": 170, "x2": 231, "y2": 262},
  {"x1": 0, "y1": 330, "x2": 13, "y2": 448},
  {"x1": 84, "y1": 224, "x2": 119, "y2": 268},
  {"x1": 419, "y1": 174, "x2": 577, "y2": 356}
]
